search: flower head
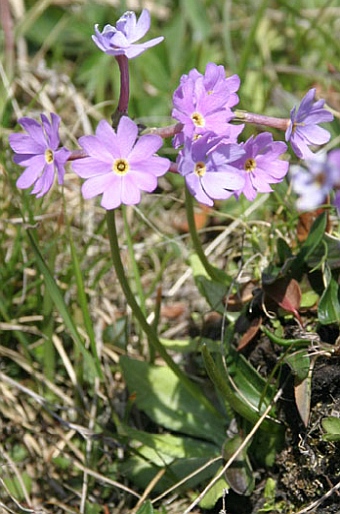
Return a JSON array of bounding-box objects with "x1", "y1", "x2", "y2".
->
[
  {"x1": 72, "y1": 116, "x2": 170, "y2": 210},
  {"x1": 172, "y1": 63, "x2": 243, "y2": 147},
  {"x1": 92, "y1": 9, "x2": 164, "y2": 59},
  {"x1": 9, "y1": 113, "x2": 70, "y2": 198},
  {"x1": 232, "y1": 133, "x2": 289, "y2": 201},
  {"x1": 177, "y1": 133, "x2": 245, "y2": 206},
  {"x1": 290, "y1": 149, "x2": 340, "y2": 211},
  {"x1": 285, "y1": 88, "x2": 333, "y2": 159}
]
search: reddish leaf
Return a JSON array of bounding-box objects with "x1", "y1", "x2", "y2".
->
[
  {"x1": 285, "y1": 352, "x2": 312, "y2": 427},
  {"x1": 263, "y1": 277, "x2": 303, "y2": 325},
  {"x1": 237, "y1": 316, "x2": 262, "y2": 351},
  {"x1": 294, "y1": 375, "x2": 311, "y2": 428},
  {"x1": 297, "y1": 207, "x2": 331, "y2": 242}
]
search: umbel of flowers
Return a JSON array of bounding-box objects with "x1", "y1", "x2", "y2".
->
[{"x1": 9, "y1": 8, "x2": 340, "y2": 213}]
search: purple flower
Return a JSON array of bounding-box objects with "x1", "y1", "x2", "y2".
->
[
  {"x1": 177, "y1": 133, "x2": 245, "y2": 206},
  {"x1": 92, "y1": 9, "x2": 164, "y2": 59},
  {"x1": 9, "y1": 113, "x2": 70, "y2": 198},
  {"x1": 290, "y1": 149, "x2": 340, "y2": 210},
  {"x1": 172, "y1": 63, "x2": 243, "y2": 147},
  {"x1": 72, "y1": 116, "x2": 170, "y2": 210},
  {"x1": 232, "y1": 133, "x2": 289, "y2": 201},
  {"x1": 285, "y1": 88, "x2": 333, "y2": 159}
]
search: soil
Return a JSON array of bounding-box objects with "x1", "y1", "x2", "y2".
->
[{"x1": 220, "y1": 321, "x2": 340, "y2": 514}]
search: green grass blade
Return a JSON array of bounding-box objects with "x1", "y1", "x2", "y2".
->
[
  {"x1": 27, "y1": 229, "x2": 100, "y2": 381},
  {"x1": 67, "y1": 223, "x2": 103, "y2": 379}
]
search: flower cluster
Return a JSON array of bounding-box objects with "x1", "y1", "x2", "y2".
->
[
  {"x1": 172, "y1": 62, "x2": 289, "y2": 205},
  {"x1": 8, "y1": 8, "x2": 337, "y2": 215},
  {"x1": 177, "y1": 134, "x2": 245, "y2": 206},
  {"x1": 172, "y1": 62, "x2": 243, "y2": 147}
]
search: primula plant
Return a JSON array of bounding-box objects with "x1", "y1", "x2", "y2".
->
[{"x1": 2, "y1": 3, "x2": 340, "y2": 514}]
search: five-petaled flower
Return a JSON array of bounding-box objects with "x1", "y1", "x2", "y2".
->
[
  {"x1": 290, "y1": 149, "x2": 340, "y2": 211},
  {"x1": 172, "y1": 63, "x2": 243, "y2": 148},
  {"x1": 232, "y1": 133, "x2": 289, "y2": 201},
  {"x1": 285, "y1": 88, "x2": 333, "y2": 159},
  {"x1": 177, "y1": 133, "x2": 245, "y2": 206},
  {"x1": 72, "y1": 116, "x2": 170, "y2": 210},
  {"x1": 92, "y1": 9, "x2": 164, "y2": 59},
  {"x1": 9, "y1": 113, "x2": 71, "y2": 198}
]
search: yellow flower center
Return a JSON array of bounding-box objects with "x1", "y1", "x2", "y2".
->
[
  {"x1": 191, "y1": 112, "x2": 205, "y2": 128},
  {"x1": 194, "y1": 161, "x2": 206, "y2": 177},
  {"x1": 45, "y1": 149, "x2": 54, "y2": 164},
  {"x1": 244, "y1": 158, "x2": 257, "y2": 173},
  {"x1": 291, "y1": 121, "x2": 305, "y2": 134},
  {"x1": 113, "y1": 158, "x2": 129, "y2": 176}
]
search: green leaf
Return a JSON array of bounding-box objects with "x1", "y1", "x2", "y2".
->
[
  {"x1": 224, "y1": 341, "x2": 277, "y2": 414},
  {"x1": 195, "y1": 275, "x2": 228, "y2": 315},
  {"x1": 190, "y1": 252, "x2": 231, "y2": 285},
  {"x1": 120, "y1": 429, "x2": 221, "y2": 494},
  {"x1": 190, "y1": 253, "x2": 230, "y2": 314},
  {"x1": 3, "y1": 472, "x2": 32, "y2": 501},
  {"x1": 201, "y1": 344, "x2": 281, "y2": 433},
  {"x1": 120, "y1": 356, "x2": 226, "y2": 445},
  {"x1": 135, "y1": 501, "x2": 154, "y2": 514},
  {"x1": 284, "y1": 351, "x2": 312, "y2": 427},
  {"x1": 198, "y1": 472, "x2": 227, "y2": 509},
  {"x1": 318, "y1": 267, "x2": 340, "y2": 324},
  {"x1": 121, "y1": 453, "x2": 220, "y2": 494},
  {"x1": 277, "y1": 237, "x2": 293, "y2": 265},
  {"x1": 307, "y1": 233, "x2": 340, "y2": 270},
  {"x1": 322, "y1": 416, "x2": 340, "y2": 442},
  {"x1": 159, "y1": 338, "x2": 199, "y2": 353},
  {"x1": 290, "y1": 212, "x2": 327, "y2": 278},
  {"x1": 121, "y1": 427, "x2": 219, "y2": 465},
  {"x1": 284, "y1": 351, "x2": 310, "y2": 382}
]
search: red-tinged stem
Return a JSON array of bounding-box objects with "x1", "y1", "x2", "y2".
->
[
  {"x1": 67, "y1": 149, "x2": 88, "y2": 161},
  {"x1": 143, "y1": 123, "x2": 183, "y2": 139},
  {"x1": 115, "y1": 54, "x2": 130, "y2": 116},
  {"x1": 233, "y1": 109, "x2": 290, "y2": 131},
  {"x1": 168, "y1": 162, "x2": 179, "y2": 173}
]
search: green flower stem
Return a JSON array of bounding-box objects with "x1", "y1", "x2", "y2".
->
[
  {"x1": 122, "y1": 205, "x2": 146, "y2": 317},
  {"x1": 260, "y1": 325, "x2": 311, "y2": 348},
  {"x1": 106, "y1": 208, "x2": 221, "y2": 417},
  {"x1": 42, "y1": 244, "x2": 56, "y2": 382},
  {"x1": 184, "y1": 187, "x2": 222, "y2": 283}
]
